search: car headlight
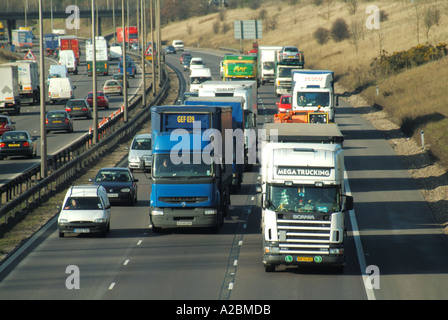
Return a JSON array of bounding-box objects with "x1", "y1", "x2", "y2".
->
[
  {"x1": 94, "y1": 218, "x2": 107, "y2": 223},
  {"x1": 59, "y1": 219, "x2": 69, "y2": 224},
  {"x1": 121, "y1": 188, "x2": 131, "y2": 192}
]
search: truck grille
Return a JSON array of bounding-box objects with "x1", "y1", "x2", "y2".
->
[
  {"x1": 276, "y1": 217, "x2": 333, "y2": 255},
  {"x1": 159, "y1": 196, "x2": 208, "y2": 204},
  {"x1": 278, "y1": 80, "x2": 291, "y2": 87}
]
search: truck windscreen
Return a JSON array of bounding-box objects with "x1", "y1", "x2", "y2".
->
[
  {"x1": 267, "y1": 185, "x2": 340, "y2": 213},
  {"x1": 297, "y1": 92, "x2": 330, "y2": 107},
  {"x1": 152, "y1": 154, "x2": 214, "y2": 178}
]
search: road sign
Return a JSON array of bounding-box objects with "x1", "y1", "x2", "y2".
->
[
  {"x1": 234, "y1": 20, "x2": 262, "y2": 40},
  {"x1": 24, "y1": 50, "x2": 36, "y2": 60}
]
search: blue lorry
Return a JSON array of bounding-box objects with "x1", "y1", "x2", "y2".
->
[
  {"x1": 150, "y1": 105, "x2": 233, "y2": 233},
  {"x1": 184, "y1": 96, "x2": 245, "y2": 191},
  {"x1": 118, "y1": 60, "x2": 136, "y2": 78},
  {"x1": 44, "y1": 33, "x2": 59, "y2": 56}
]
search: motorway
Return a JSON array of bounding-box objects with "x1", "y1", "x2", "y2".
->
[
  {"x1": 0, "y1": 48, "x2": 447, "y2": 302},
  {"x1": 0, "y1": 49, "x2": 144, "y2": 185}
]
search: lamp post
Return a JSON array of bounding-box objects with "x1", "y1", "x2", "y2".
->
[
  {"x1": 38, "y1": 0, "x2": 47, "y2": 178},
  {"x1": 92, "y1": 0, "x2": 98, "y2": 144},
  {"x1": 122, "y1": 0, "x2": 128, "y2": 122},
  {"x1": 140, "y1": 0, "x2": 146, "y2": 108}
]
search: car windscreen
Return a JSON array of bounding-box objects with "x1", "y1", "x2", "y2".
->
[{"x1": 64, "y1": 197, "x2": 104, "y2": 210}]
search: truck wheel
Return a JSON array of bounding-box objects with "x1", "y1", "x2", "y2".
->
[{"x1": 265, "y1": 264, "x2": 276, "y2": 272}]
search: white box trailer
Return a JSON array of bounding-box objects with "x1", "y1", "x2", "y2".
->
[
  {"x1": 4, "y1": 60, "x2": 39, "y2": 105},
  {"x1": 0, "y1": 65, "x2": 21, "y2": 115},
  {"x1": 258, "y1": 123, "x2": 353, "y2": 272},
  {"x1": 257, "y1": 45, "x2": 282, "y2": 85}
]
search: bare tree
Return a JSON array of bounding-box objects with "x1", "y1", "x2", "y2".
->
[
  {"x1": 423, "y1": 5, "x2": 441, "y2": 42},
  {"x1": 346, "y1": 0, "x2": 358, "y2": 15}
]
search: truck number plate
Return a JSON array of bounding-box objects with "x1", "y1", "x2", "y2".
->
[
  {"x1": 297, "y1": 257, "x2": 313, "y2": 262},
  {"x1": 177, "y1": 221, "x2": 192, "y2": 226}
]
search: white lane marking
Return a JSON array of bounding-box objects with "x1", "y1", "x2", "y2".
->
[{"x1": 345, "y1": 172, "x2": 376, "y2": 300}]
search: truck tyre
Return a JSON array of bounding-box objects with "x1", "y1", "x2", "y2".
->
[{"x1": 265, "y1": 264, "x2": 276, "y2": 272}]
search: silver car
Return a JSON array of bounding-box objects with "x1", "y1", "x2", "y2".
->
[{"x1": 127, "y1": 133, "x2": 152, "y2": 171}]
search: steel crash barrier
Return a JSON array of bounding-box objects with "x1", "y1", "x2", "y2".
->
[{"x1": 0, "y1": 61, "x2": 170, "y2": 229}]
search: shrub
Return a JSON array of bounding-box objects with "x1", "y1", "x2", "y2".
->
[
  {"x1": 331, "y1": 18, "x2": 351, "y2": 42},
  {"x1": 314, "y1": 27, "x2": 330, "y2": 45},
  {"x1": 371, "y1": 43, "x2": 448, "y2": 76}
]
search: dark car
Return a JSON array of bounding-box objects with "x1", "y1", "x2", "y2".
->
[
  {"x1": 46, "y1": 110, "x2": 74, "y2": 133},
  {"x1": 182, "y1": 56, "x2": 192, "y2": 71},
  {"x1": 112, "y1": 73, "x2": 129, "y2": 88},
  {"x1": 86, "y1": 91, "x2": 109, "y2": 109},
  {"x1": 165, "y1": 45, "x2": 176, "y2": 54},
  {"x1": 0, "y1": 130, "x2": 36, "y2": 160},
  {"x1": 90, "y1": 167, "x2": 138, "y2": 205},
  {"x1": 65, "y1": 99, "x2": 92, "y2": 119},
  {"x1": 180, "y1": 52, "x2": 192, "y2": 64},
  {"x1": 0, "y1": 115, "x2": 16, "y2": 136}
]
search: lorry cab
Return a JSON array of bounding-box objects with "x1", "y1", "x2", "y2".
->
[{"x1": 59, "y1": 50, "x2": 78, "y2": 74}]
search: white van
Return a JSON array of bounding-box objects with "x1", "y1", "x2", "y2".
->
[
  {"x1": 189, "y1": 68, "x2": 212, "y2": 92},
  {"x1": 47, "y1": 65, "x2": 68, "y2": 85},
  {"x1": 189, "y1": 57, "x2": 205, "y2": 72},
  {"x1": 58, "y1": 185, "x2": 111, "y2": 237},
  {"x1": 172, "y1": 40, "x2": 184, "y2": 51},
  {"x1": 48, "y1": 77, "x2": 76, "y2": 104},
  {"x1": 59, "y1": 50, "x2": 78, "y2": 74}
]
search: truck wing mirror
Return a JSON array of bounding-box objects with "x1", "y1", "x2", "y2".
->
[
  {"x1": 255, "y1": 185, "x2": 262, "y2": 193},
  {"x1": 345, "y1": 195, "x2": 354, "y2": 211}
]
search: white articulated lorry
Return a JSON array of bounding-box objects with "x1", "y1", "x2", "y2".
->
[
  {"x1": 258, "y1": 123, "x2": 353, "y2": 272},
  {"x1": 198, "y1": 80, "x2": 258, "y2": 168},
  {"x1": 0, "y1": 65, "x2": 21, "y2": 115},
  {"x1": 291, "y1": 70, "x2": 338, "y2": 122},
  {"x1": 4, "y1": 60, "x2": 40, "y2": 105},
  {"x1": 257, "y1": 45, "x2": 282, "y2": 85}
]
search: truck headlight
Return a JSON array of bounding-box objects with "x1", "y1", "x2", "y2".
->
[
  {"x1": 329, "y1": 248, "x2": 344, "y2": 255},
  {"x1": 152, "y1": 209, "x2": 164, "y2": 216},
  {"x1": 204, "y1": 209, "x2": 217, "y2": 215}
]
